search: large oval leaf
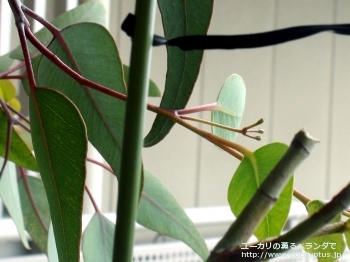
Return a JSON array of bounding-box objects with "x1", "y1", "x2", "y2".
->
[
  {"x1": 29, "y1": 88, "x2": 87, "y2": 262},
  {"x1": 10, "y1": 2, "x2": 106, "y2": 60},
  {"x1": 18, "y1": 176, "x2": 51, "y2": 253},
  {"x1": 37, "y1": 22, "x2": 126, "y2": 179},
  {"x1": 137, "y1": 170, "x2": 209, "y2": 260},
  {"x1": 228, "y1": 143, "x2": 294, "y2": 240},
  {"x1": 0, "y1": 159, "x2": 30, "y2": 249},
  {"x1": 143, "y1": 0, "x2": 214, "y2": 147},
  {"x1": 211, "y1": 74, "x2": 246, "y2": 142},
  {"x1": 303, "y1": 200, "x2": 345, "y2": 262},
  {"x1": 0, "y1": 109, "x2": 38, "y2": 171},
  {"x1": 82, "y1": 213, "x2": 115, "y2": 262}
]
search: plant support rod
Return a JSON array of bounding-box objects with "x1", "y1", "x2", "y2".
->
[{"x1": 113, "y1": 0, "x2": 156, "y2": 261}]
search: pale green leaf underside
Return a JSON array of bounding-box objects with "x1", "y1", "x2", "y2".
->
[
  {"x1": 83, "y1": 213, "x2": 115, "y2": 262},
  {"x1": 48, "y1": 223, "x2": 59, "y2": 262},
  {"x1": 0, "y1": 159, "x2": 30, "y2": 249},
  {"x1": 212, "y1": 74, "x2": 246, "y2": 142},
  {"x1": 137, "y1": 170, "x2": 209, "y2": 260},
  {"x1": 0, "y1": 53, "x2": 15, "y2": 73}
]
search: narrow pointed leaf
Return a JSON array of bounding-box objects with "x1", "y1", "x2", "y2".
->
[
  {"x1": 228, "y1": 143, "x2": 294, "y2": 240},
  {"x1": 143, "y1": 0, "x2": 214, "y2": 147},
  {"x1": 0, "y1": 109, "x2": 38, "y2": 171},
  {"x1": 29, "y1": 88, "x2": 87, "y2": 262},
  {"x1": 37, "y1": 22, "x2": 126, "y2": 178},
  {"x1": 18, "y1": 176, "x2": 50, "y2": 253},
  {"x1": 0, "y1": 159, "x2": 30, "y2": 249},
  {"x1": 123, "y1": 65, "x2": 161, "y2": 97},
  {"x1": 10, "y1": 2, "x2": 106, "y2": 60},
  {"x1": 303, "y1": 200, "x2": 345, "y2": 262},
  {"x1": 211, "y1": 74, "x2": 245, "y2": 142},
  {"x1": 82, "y1": 213, "x2": 115, "y2": 262},
  {"x1": 137, "y1": 170, "x2": 209, "y2": 260}
]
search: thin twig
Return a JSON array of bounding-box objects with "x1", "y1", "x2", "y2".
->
[
  {"x1": 87, "y1": 158, "x2": 114, "y2": 174},
  {"x1": 0, "y1": 61, "x2": 26, "y2": 78},
  {"x1": 85, "y1": 186, "x2": 101, "y2": 213}
]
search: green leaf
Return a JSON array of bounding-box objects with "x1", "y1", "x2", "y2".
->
[
  {"x1": 10, "y1": 2, "x2": 106, "y2": 60},
  {"x1": 302, "y1": 200, "x2": 345, "y2": 262},
  {"x1": 345, "y1": 219, "x2": 350, "y2": 248},
  {"x1": 0, "y1": 159, "x2": 30, "y2": 249},
  {"x1": 48, "y1": 223, "x2": 59, "y2": 262},
  {"x1": 144, "y1": 0, "x2": 214, "y2": 147},
  {"x1": 211, "y1": 74, "x2": 245, "y2": 142},
  {"x1": 0, "y1": 53, "x2": 15, "y2": 73},
  {"x1": 37, "y1": 22, "x2": 126, "y2": 179},
  {"x1": 123, "y1": 65, "x2": 161, "y2": 97},
  {"x1": 18, "y1": 176, "x2": 50, "y2": 253},
  {"x1": 0, "y1": 79, "x2": 21, "y2": 111},
  {"x1": 228, "y1": 143, "x2": 294, "y2": 240},
  {"x1": 0, "y1": 109, "x2": 38, "y2": 171},
  {"x1": 82, "y1": 213, "x2": 115, "y2": 262},
  {"x1": 29, "y1": 88, "x2": 87, "y2": 262},
  {"x1": 137, "y1": 170, "x2": 209, "y2": 260}
]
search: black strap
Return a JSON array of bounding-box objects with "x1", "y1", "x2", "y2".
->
[
  {"x1": 121, "y1": 13, "x2": 167, "y2": 46},
  {"x1": 122, "y1": 13, "x2": 350, "y2": 51}
]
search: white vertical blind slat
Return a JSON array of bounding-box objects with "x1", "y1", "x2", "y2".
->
[{"x1": 0, "y1": 1, "x2": 12, "y2": 55}]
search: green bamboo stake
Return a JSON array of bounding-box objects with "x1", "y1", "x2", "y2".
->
[{"x1": 113, "y1": 0, "x2": 156, "y2": 261}]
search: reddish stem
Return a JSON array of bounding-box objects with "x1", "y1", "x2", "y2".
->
[
  {"x1": 24, "y1": 27, "x2": 127, "y2": 101},
  {"x1": 17, "y1": 25, "x2": 36, "y2": 91},
  {"x1": 22, "y1": 6, "x2": 61, "y2": 36},
  {"x1": 85, "y1": 185, "x2": 101, "y2": 213},
  {"x1": 7, "y1": 103, "x2": 30, "y2": 124},
  {"x1": 0, "y1": 61, "x2": 26, "y2": 78},
  {"x1": 177, "y1": 103, "x2": 218, "y2": 115},
  {"x1": 22, "y1": 5, "x2": 78, "y2": 73},
  {"x1": 87, "y1": 158, "x2": 114, "y2": 174},
  {"x1": 2, "y1": 74, "x2": 26, "y2": 79}
]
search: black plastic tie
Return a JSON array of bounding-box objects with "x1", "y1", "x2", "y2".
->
[{"x1": 121, "y1": 13, "x2": 350, "y2": 51}]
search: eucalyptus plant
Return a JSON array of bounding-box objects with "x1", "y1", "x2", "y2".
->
[{"x1": 1, "y1": 1, "x2": 350, "y2": 262}]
